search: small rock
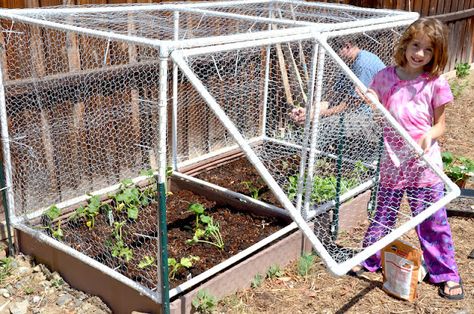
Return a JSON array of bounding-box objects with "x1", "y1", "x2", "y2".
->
[
  {"x1": 0, "y1": 289, "x2": 10, "y2": 298},
  {"x1": 9, "y1": 299, "x2": 29, "y2": 314},
  {"x1": 39, "y1": 265, "x2": 52, "y2": 279},
  {"x1": 15, "y1": 267, "x2": 30, "y2": 276},
  {"x1": 31, "y1": 296, "x2": 41, "y2": 304},
  {"x1": 56, "y1": 293, "x2": 72, "y2": 306},
  {"x1": 32, "y1": 266, "x2": 41, "y2": 273}
]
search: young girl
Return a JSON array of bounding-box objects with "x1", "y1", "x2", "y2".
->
[{"x1": 352, "y1": 18, "x2": 464, "y2": 300}]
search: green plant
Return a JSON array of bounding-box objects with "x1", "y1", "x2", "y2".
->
[
  {"x1": 114, "y1": 179, "x2": 141, "y2": 220},
  {"x1": 241, "y1": 181, "x2": 262, "y2": 200},
  {"x1": 266, "y1": 264, "x2": 283, "y2": 279},
  {"x1": 192, "y1": 289, "x2": 217, "y2": 314},
  {"x1": 138, "y1": 256, "x2": 155, "y2": 269},
  {"x1": 42, "y1": 205, "x2": 63, "y2": 240},
  {"x1": 287, "y1": 174, "x2": 357, "y2": 204},
  {"x1": 455, "y1": 62, "x2": 471, "y2": 79},
  {"x1": 297, "y1": 253, "x2": 315, "y2": 277},
  {"x1": 251, "y1": 273, "x2": 264, "y2": 288},
  {"x1": 0, "y1": 257, "x2": 13, "y2": 285},
  {"x1": 442, "y1": 152, "x2": 474, "y2": 187},
  {"x1": 168, "y1": 255, "x2": 200, "y2": 280},
  {"x1": 110, "y1": 221, "x2": 133, "y2": 262},
  {"x1": 450, "y1": 79, "x2": 468, "y2": 99},
  {"x1": 186, "y1": 203, "x2": 224, "y2": 250},
  {"x1": 72, "y1": 195, "x2": 108, "y2": 229}
]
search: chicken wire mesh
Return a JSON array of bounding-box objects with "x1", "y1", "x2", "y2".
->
[
  {"x1": 0, "y1": 0, "x2": 449, "y2": 303},
  {"x1": 0, "y1": 17, "x2": 166, "y2": 292},
  {"x1": 173, "y1": 24, "x2": 459, "y2": 275}
]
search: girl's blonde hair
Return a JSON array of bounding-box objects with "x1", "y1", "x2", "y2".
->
[{"x1": 394, "y1": 18, "x2": 449, "y2": 77}]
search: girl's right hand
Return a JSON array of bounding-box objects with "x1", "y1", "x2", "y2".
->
[{"x1": 290, "y1": 107, "x2": 306, "y2": 124}]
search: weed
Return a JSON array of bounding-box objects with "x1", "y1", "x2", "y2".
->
[
  {"x1": 266, "y1": 264, "x2": 283, "y2": 279},
  {"x1": 455, "y1": 62, "x2": 471, "y2": 79},
  {"x1": 251, "y1": 273, "x2": 264, "y2": 288},
  {"x1": 51, "y1": 278, "x2": 64, "y2": 287},
  {"x1": 450, "y1": 79, "x2": 468, "y2": 99},
  {"x1": 192, "y1": 289, "x2": 217, "y2": 314},
  {"x1": 297, "y1": 253, "x2": 315, "y2": 277},
  {"x1": 0, "y1": 257, "x2": 13, "y2": 285}
]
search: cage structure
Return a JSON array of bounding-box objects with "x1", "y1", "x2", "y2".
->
[{"x1": 0, "y1": 0, "x2": 449, "y2": 311}]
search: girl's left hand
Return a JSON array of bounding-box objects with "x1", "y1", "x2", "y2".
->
[{"x1": 418, "y1": 133, "x2": 432, "y2": 153}]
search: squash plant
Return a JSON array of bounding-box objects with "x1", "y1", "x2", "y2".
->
[
  {"x1": 110, "y1": 221, "x2": 133, "y2": 262},
  {"x1": 71, "y1": 195, "x2": 111, "y2": 229},
  {"x1": 168, "y1": 255, "x2": 200, "y2": 279},
  {"x1": 186, "y1": 203, "x2": 224, "y2": 250},
  {"x1": 42, "y1": 205, "x2": 63, "y2": 240}
]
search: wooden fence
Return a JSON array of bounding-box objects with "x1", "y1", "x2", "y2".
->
[{"x1": 0, "y1": 0, "x2": 472, "y2": 71}]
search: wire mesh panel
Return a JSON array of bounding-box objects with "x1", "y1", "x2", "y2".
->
[
  {"x1": 173, "y1": 23, "x2": 459, "y2": 275},
  {"x1": 0, "y1": 16, "x2": 166, "y2": 295}
]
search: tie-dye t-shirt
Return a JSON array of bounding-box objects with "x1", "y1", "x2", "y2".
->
[{"x1": 369, "y1": 66, "x2": 453, "y2": 188}]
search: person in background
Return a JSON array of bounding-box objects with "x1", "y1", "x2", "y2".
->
[{"x1": 351, "y1": 17, "x2": 464, "y2": 301}]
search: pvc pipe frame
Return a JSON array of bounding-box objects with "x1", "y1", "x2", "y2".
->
[{"x1": 171, "y1": 22, "x2": 460, "y2": 276}]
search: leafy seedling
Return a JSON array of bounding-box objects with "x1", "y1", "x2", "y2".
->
[
  {"x1": 242, "y1": 181, "x2": 262, "y2": 200},
  {"x1": 192, "y1": 289, "x2": 217, "y2": 314},
  {"x1": 168, "y1": 255, "x2": 200, "y2": 279},
  {"x1": 138, "y1": 256, "x2": 155, "y2": 269},
  {"x1": 266, "y1": 264, "x2": 283, "y2": 279},
  {"x1": 186, "y1": 203, "x2": 224, "y2": 250},
  {"x1": 251, "y1": 273, "x2": 264, "y2": 288},
  {"x1": 442, "y1": 152, "x2": 474, "y2": 187},
  {"x1": 110, "y1": 221, "x2": 133, "y2": 262},
  {"x1": 297, "y1": 253, "x2": 315, "y2": 277},
  {"x1": 42, "y1": 205, "x2": 63, "y2": 240}
]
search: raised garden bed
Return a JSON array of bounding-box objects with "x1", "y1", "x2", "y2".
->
[{"x1": 17, "y1": 151, "x2": 373, "y2": 313}]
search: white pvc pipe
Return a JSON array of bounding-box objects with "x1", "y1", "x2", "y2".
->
[
  {"x1": 302, "y1": 43, "x2": 326, "y2": 217},
  {"x1": 295, "y1": 42, "x2": 318, "y2": 214},
  {"x1": 171, "y1": 11, "x2": 179, "y2": 170},
  {"x1": 176, "y1": 30, "x2": 313, "y2": 57},
  {"x1": 173, "y1": 172, "x2": 289, "y2": 218},
  {"x1": 274, "y1": 0, "x2": 416, "y2": 16},
  {"x1": 260, "y1": 2, "x2": 273, "y2": 141},
  {"x1": 0, "y1": 11, "x2": 163, "y2": 48},
  {"x1": 0, "y1": 57, "x2": 15, "y2": 219},
  {"x1": 3, "y1": 0, "x2": 272, "y2": 15},
  {"x1": 14, "y1": 223, "x2": 161, "y2": 303}
]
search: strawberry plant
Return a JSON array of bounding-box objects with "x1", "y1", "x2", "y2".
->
[
  {"x1": 186, "y1": 203, "x2": 224, "y2": 250},
  {"x1": 168, "y1": 255, "x2": 200, "y2": 279}
]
